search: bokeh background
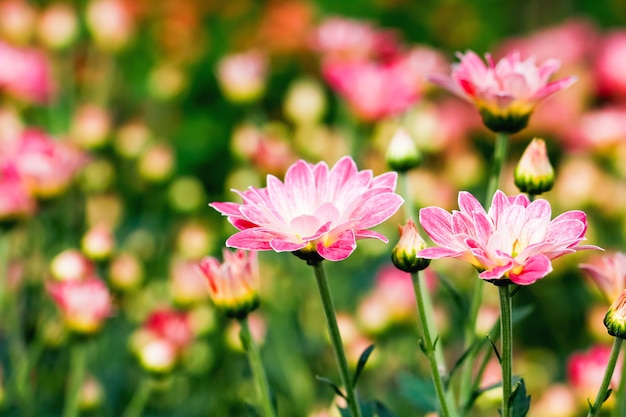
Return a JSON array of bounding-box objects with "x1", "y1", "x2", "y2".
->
[{"x1": 2, "y1": 0, "x2": 626, "y2": 416}]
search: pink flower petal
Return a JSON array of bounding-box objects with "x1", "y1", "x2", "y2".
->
[
  {"x1": 419, "y1": 206, "x2": 454, "y2": 246},
  {"x1": 317, "y1": 229, "x2": 357, "y2": 261},
  {"x1": 509, "y1": 254, "x2": 553, "y2": 285},
  {"x1": 226, "y1": 229, "x2": 275, "y2": 250}
]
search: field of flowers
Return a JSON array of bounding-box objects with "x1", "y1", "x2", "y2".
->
[{"x1": 2, "y1": 0, "x2": 626, "y2": 416}]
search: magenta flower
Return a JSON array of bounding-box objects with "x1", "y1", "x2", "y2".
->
[
  {"x1": 211, "y1": 156, "x2": 404, "y2": 262},
  {"x1": 418, "y1": 190, "x2": 597, "y2": 285},
  {"x1": 428, "y1": 50, "x2": 577, "y2": 133}
]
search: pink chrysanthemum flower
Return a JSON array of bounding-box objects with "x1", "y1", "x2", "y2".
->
[
  {"x1": 418, "y1": 190, "x2": 597, "y2": 285},
  {"x1": 428, "y1": 50, "x2": 577, "y2": 133},
  {"x1": 579, "y1": 252, "x2": 626, "y2": 303},
  {"x1": 211, "y1": 156, "x2": 404, "y2": 262}
]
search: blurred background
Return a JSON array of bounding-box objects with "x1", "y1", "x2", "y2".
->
[{"x1": 1, "y1": 0, "x2": 626, "y2": 416}]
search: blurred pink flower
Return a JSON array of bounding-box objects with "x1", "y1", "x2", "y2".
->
[
  {"x1": 579, "y1": 252, "x2": 626, "y2": 303},
  {"x1": 428, "y1": 51, "x2": 576, "y2": 133},
  {"x1": 2, "y1": 129, "x2": 87, "y2": 198},
  {"x1": 322, "y1": 58, "x2": 422, "y2": 122},
  {"x1": 0, "y1": 164, "x2": 35, "y2": 220},
  {"x1": 564, "y1": 106, "x2": 626, "y2": 150},
  {"x1": 309, "y1": 16, "x2": 400, "y2": 62},
  {"x1": 144, "y1": 308, "x2": 194, "y2": 352},
  {"x1": 594, "y1": 30, "x2": 626, "y2": 99},
  {"x1": 47, "y1": 277, "x2": 113, "y2": 334},
  {"x1": 568, "y1": 345, "x2": 622, "y2": 404},
  {"x1": 0, "y1": 41, "x2": 55, "y2": 103},
  {"x1": 418, "y1": 190, "x2": 596, "y2": 285},
  {"x1": 211, "y1": 156, "x2": 403, "y2": 261},
  {"x1": 496, "y1": 18, "x2": 598, "y2": 68},
  {"x1": 198, "y1": 249, "x2": 260, "y2": 318}
]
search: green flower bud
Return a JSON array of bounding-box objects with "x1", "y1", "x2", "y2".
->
[
  {"x1": 386, "y1": 128, "x2": 422, "y2": 172},
  {"x1": 391, "y1": 218, "x2": 430, "y2": 273},
  {"x1": 605, "y1": 290, "x2": 626, "y2": 339},
  {"x1": 514, "y1": 138, "x2": 555, "y2": 195}
]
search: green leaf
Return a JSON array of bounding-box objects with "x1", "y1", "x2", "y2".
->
[
  {"x1": 245, "y1": 404, "x2": 261, "y2": 417},
  {"x1": 437, "y1": 273, "x2": 466, "y2": 314},
  {"x1": 605, "y1": 388, "x2": 613, "y2": 403},
  {"x1": 315, "y1": 375, "x2": 346, "y2": 399},
  {"x1": 353, "y1": 344, "x2": 376, "y2": 388},
  {"x1": 373, "y1": 400, "x2": 397, "y2": 417},
  {"x1": 508, "y1": 377, "x2": 531, "y2": 417},
  {"x1": 397, "y1": 372, "x2": 437, "y2": 412}
]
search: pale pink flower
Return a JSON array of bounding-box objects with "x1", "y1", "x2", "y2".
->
[
  {"x1": 197, "y1": 249, "x2": 260, "y2": 318},
  {"x1": 567, "y1": 345, "x2": 622, "y2": 404},
  {"x1": 322, "y1": 59, "x2": 422, "y2": 122},
  {"x1": 428, "y1": 50, "x2": 577, "y2": 133},
  {"x1": 418, "y1": 190, "x2": 597, "y2": 285},
  {"x1": 579, "y1": 252, "x2": 626, "y2": 303},
  {"x1": 0, "y1": 41, "x2": 55, "y2": 104},
  {"x1": 47, "y1": 277, "x2": 113, "y2": 334},
  {"x1": 309, "y1": 16, "x2": 399, "y2": 61},
  {"x1": 211, "y1": 156, "x2": 404, "y2": 261},
  {"x1": 86, "y1": 0, "x2": 135, "y2": 52},
  {"x1": 3, "y1": 129, "x2": 87, "y2": 198}
]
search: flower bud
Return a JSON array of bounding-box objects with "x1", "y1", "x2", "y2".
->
[
  {"x1": 605, "y1": 290, "x2": 626, "y2": 339},
  {"x1": 70, "y1": 105, "x2": 111, "y2": 150},
  {"x1": 81, "y1": 223, "x2": 115, "y2": 261},
  {"x1": 215, "y1": 50, "x2": 268, "y2": 103},
  {"x1": 79, "y1": 375, "x2": 104, "y2": 411},
  {"x1": 108, "y1": 252, "x2": 144, "y2": 291},
  {"x1": 85, "y1": 0, "x2": 134, "y2": 53},
  {"x1": 197, "y1": 249, "x2": 260, "y2": 318},
  {"x1": 385, "y1": 128, "x2": 422, "y2": 172},
  {"x1": 391, "y1": 218, "x2": 430, "y2": 272},
  {"x1": 137, "y1": 143, "x2": 175, "y2": 183},
  {"x1": 283, "y1": 78, "x2": 327, "y2": 125},
  {"x1": 37, "y1": 3, "x2": 79, "y2": 50},
  {"x1": 50, "y1": 249, "x2": 94, "y2": 282},
  {"x1": 514, "y1": 138, "x2": 555, "y2": 195}
]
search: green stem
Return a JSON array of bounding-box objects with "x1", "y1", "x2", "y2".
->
[
  {"x1": 63, "y1": 341, "x2": 88, "y2": 417},
  {"x1": 589, "y1": 337, "x2": 623, "y2": 417},
  {"x1": 412, "y1": 271, "x2": 455, "y2": 417},
  {"x1": 310, "y1": 261, "x2": 362, "y2": 417},
  {"x1": 122, "y1": 376, "x2": 152, "y2": 417},
  {"x1": 485, "y1": 132, "x2": 510, "y2": 205},
  {"x1": 239, "y1": 317, "x2": 276, "y2": 417},
  {"x1": 612, "y1": 342, "x2": 626, "y2": 417},
  {"x1": 460, "y1": 132, "x2": 511, "y2": 411},
  {"x1": 498, "y1": 285, "x2": 513, "y2": 417}
]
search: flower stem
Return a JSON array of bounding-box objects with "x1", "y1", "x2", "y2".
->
[
  {"x1": 63, "y1": 341, "x2": 88, "y2": 417},
  {"x1": 122, "y1": 376, "x2": 152, "y2": 417},
  {"x1": 310, "y1": 261, "x2": 362, "y2": 417},
  {"x1": 588, "y1": 337, "x2": 623, "y2": 417},
  {"x1": 412, "y1": 270, "x2": 455, "y2": 417},
  {"x1": 612, "y1": 346, "x2": 626, "y2": 417},
  {"x1": 239, "y1": 316, "x2": 276, "y2": 417},
  {"x1": 485, "y1": 132, "x2": 510, "y2": 205},
  {"x1": 460, "y1": 132, "x2": 511, "y2": 408},
  {"x1": 498, "y1": 285, "x2": 513, "y2": 417}
]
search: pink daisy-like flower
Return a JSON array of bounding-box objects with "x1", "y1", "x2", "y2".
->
[
  {"x1": 428, "y1": 50, "x2": 577, "y2": 133},
  {"x1": 579, "y1": 252, "x2": 626, "y2": 303},
  {"x1": 418, "y1": 190, "x2": 597, "y2": 285},
  {"x1": 211, "y1": 156, "x2": 404, "y2": 262}
]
